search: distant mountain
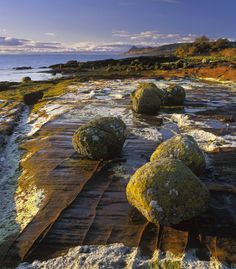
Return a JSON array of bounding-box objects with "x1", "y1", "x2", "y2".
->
[{"x1": 124, "y1": 43, "x2": 185, "y2": 56}]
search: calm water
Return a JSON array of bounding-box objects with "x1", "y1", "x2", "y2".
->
[{"x1": 0, "y1": 53, "x2": 123, "y2": 82}]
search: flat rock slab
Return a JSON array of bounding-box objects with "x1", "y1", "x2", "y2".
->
[{"x1": 1, "y1": 79, "x2": 236, "y2": 266}]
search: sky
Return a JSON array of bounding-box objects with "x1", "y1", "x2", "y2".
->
[{"x1": 0, "y1": 0, "x2": 235, "y2": 54}]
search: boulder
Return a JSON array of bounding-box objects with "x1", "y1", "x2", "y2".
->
[
  {"x1": 23, "y1": 90, "x2": 44, "y2": 105},
  {"x1": 72, "y1": 117, "x2": 127, "y2": 160},
  {"x1": 130, "y1": 83, "x2": 164, "y2": 114},
  {"x1": 150, "y1": 134, "x2": 206, "y2": 175},
  {"x1": 126, "y1": 158, "x2": 210, "y2": 225},
  {"x1": 163, "y1": 85, "x2": 185, "y2": 106},
  {"x1": 21, "y1": 76, "x2": 31, "y2": 83}
]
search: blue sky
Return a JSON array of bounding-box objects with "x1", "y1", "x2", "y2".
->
[{"x1": 0, "y1": 0, "x2": 235, "y2": 53}]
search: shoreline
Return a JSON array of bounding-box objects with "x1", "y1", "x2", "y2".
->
[{"x1": 0, "y1": 58, "x2": 236, "y2": 268}]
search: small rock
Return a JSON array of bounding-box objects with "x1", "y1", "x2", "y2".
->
[
  {"x1": 150, "y1": 134, "x2": 206, "y2": 175},
  {"x1": 21, "y1": 76, "x2": 32, "y2": 83},
  {"x1": 162, "y1": 85, "x2": 186, "y2": 106},
  {"x1": 126, "y1": 158, "x2": 210, "y2": 225},
  {"x1": 72, "y1": 117, "x2": 127, "y2": 160},
  {"x1": 130, "y1": 83, "x2": 164, "y2": 115}
]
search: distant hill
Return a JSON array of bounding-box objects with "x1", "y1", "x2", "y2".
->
[
  {"x1": 124, "y1": 40, "x2": 236, "y2": 57},
  {"x1": 124, "y1": 43, "x2": 185, "y2": 56}
]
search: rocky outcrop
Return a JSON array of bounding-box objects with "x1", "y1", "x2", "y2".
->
[
  {"x1": 126, "y1": 158, "x2": 210, "y2": 225},
  {"x1": 130, "y1": 83, "x2": 164, "y2": 114},
  {"x1": 72, "y1": 117, "x2": 127, "y2": 160},
  {"x1": 162, "y1": 85, "x2": 186, "y2": 106},
  {"x1": 150, "y1": 134, "x2": 206, "y2": 175}
]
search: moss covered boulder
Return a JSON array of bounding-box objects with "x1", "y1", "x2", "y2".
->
[
  {"x1": 72, "y1": 117, "x2": 127, "y2": 160},
  {"x1": 130, "y1": 83, "x2": 164, "y2": 114},
  {"x1": 163, "y1": 85, "x2": 185, "y2": 106},
  {"x1": 126, "y1": 159, "x2": 210, "y2": 225},
  {"x1": 150, "y1": 134, "x2": 206, "y2": 175}
]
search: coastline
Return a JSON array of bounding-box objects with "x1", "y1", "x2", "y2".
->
[{"x1": 0, "y1": 57, "x2": 236, "y2": 268}]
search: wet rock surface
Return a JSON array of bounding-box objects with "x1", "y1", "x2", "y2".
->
[
  {"x1": 0, "y1": 78, "x2": 236, "y2": 267},
  {"x1": 72, "y1": 117, "x2": 127, "y2": 160},
  {"x1": 150, "y1": 134, "x2": 206, "y2": 175},
  {"x1": 0, "y1": 101, "x2": 24, "y2": 148},
  {"x1": 126, "y1": 158, "x2": 210, "y2": 225}
]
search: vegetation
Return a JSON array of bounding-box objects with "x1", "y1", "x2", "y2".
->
[
  {"x1": 0, "y1": 78, "x2": 76, "y2": 113},
  {"x1": 176, "y1": 36, "x2": 235, "y2": 57}
]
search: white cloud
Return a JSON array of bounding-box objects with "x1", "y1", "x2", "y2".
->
[
  {"x1": 45, "y1": 32, "x2": 56, "y2": 36},
  {"x1": 112, "y1": 30, "x2": 197, "y2": 43},
  {"x1": 1, "y1": 31, "x2": 230, "y2": 54},
  {"x1": 0, "y1": 35, "x2": 132, "y2": 54},
  {"x1": 112, "y1": 30, "x2": 130, "y2": 38}
]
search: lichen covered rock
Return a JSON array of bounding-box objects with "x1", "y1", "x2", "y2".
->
[
  {"x1": 150, "y1": 134, "x2": 206, "y2": 175},
  {"x1": 163, "y1": 85, "x2": 185, "y2": 106},
  {"x1": 126, "y1": 159, "x2": 210, "y2": 225},
  {"x1": 72, "y1": 117, "x2": 127, "y2": 160},
  {"x1": 130, "y1": 82, "x2": 163, "y2": 114}
]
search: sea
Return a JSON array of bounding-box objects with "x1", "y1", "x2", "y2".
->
[{"x1": 0, "y1": 53, "x2": 124, "y2": 82}]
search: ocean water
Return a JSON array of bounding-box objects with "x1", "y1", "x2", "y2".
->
[{"x1": 0, "y1": 53, "x2": 123, "y2": 82}]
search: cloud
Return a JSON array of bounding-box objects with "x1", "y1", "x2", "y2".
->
[
  {"x1": 112, "y1": 30, "x2": 197, "y2": 44},
  {"x1": 45, "y1": 32, "x2": 56, "y2": 36},
  {"x1": 0, "y1": 31, "x2": 223, "y2": 54},
  {"x1": 0, "y1": 36, "x2": 28, "y2": 46},
  {"x1": 0, "y1": 36, "x2": 70, "y2": 53},
  {"x1": 0, "y1": 35, "x2": 132, "y2": 54},
  {"x1": 112, "y1": 30, "x2": 130, "y2": 38}
]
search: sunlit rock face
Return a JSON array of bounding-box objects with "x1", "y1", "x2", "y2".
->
[
  {"x1": 130, "y1": 82, "x2": 164, "y2": 114},
  {"x1": 162, "y1": 84, "x2": 186, "y2": 106},
  {"x1": 150, "y1": 134, "x2": 206, "y2": 175},
  {"x1": 72, "y1": 117, "x2": 127, "y2": 160},
  {"x1": 126, "y1": 158, "x2": 210, "y2": 225}
]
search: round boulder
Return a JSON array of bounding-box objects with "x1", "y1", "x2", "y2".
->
[
  {"x1": 126, "y1": 158, "x2": 210, "y2": 225},
  {"x1": 131, "y1": 83, "x2": 164, "y2": 114},
  {"x1": 72, "y1": 117, "x2": 127, "y2": 160},
  {"x1": 150, "y1": 134, "x2": 206, "y2": 175},
  {"x1": 21, "y1": 76, "x2": 32, "y2": 83},
  {"x1": 163, "y1": 84, "x2": 185, "y2": 106}
]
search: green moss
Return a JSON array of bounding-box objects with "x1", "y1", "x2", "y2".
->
[
  {"x1": 126, "y1": 158, "x2": 210, "y2": 225},
  {"x1": 159, "y1": 259, "x2": 182, "y2": 269},
  {"x1": 150, "y1": 134, "x2": 206, "y2": 175},
  {"x1": 0, "y1": 78, "x2": 76, "y2": 114},
  {"x1": 72, "y1": 117, "x2": 127, "y2": 160},
  {"x1": 131, "y1": 83, "x2": 163, "y2": 114}
]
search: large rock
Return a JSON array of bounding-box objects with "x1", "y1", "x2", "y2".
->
[
  {"x1": 163, "y1": 85, "x2": 185, "y2": 106},
  {"x1": 23, "y1": 90, "x2": 44, "y2": 105},
  {"x1": 126, "y1": 158, "x2": 210, "y2": 225},
  {"x1": 150, "y1": 134, "x2": 205, "y2": 175},
  {"x1": 130, "y1": 83, "x2": 164, "y2": 114},
  {"x1": 72, "y1": 117, "x2": 127, "y2": 160}
]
